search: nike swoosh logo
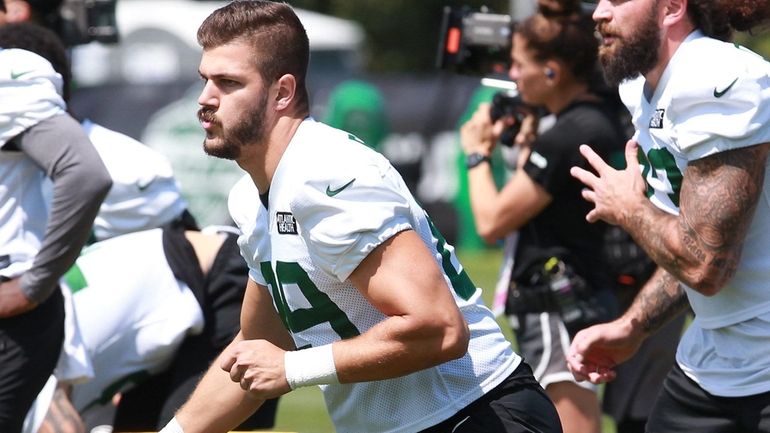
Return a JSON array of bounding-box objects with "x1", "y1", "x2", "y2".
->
[
  {"x1": 325, "y1": 178, "x2": 355, "y2": 197},
  {"x1": 713, "y1": 77, "x2": 738, "y2": 98},
  {"x1": 137, "y1": 177, "x2": 156, "y2": 191},
  {"x1": 10, "y1": 70, "x2": 33, "y2": 80}
]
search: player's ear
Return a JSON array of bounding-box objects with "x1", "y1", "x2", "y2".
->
[
  {"x1": 662, "y1": 0, "x2": 687, "y2": 28},
  {"x1": 274, "y1": 74, "x2": 297, "y2": 111}
]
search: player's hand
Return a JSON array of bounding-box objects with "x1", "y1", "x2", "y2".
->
[
  {"x1": 0, "y1": 277, "x2": 38, "y2": 318},
  {"x1": 221, "y1": 339, "x2": 291, "y2": 399},
  {"x1": 566, "y1": 319, "x2": 644, "y2": 384},
  {"x1": 570, "y1": 139, "x2": 648, "y2": 225}
]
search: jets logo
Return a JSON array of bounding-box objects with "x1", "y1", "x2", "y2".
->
[
  {"x1": 276, "y1": 212, "x2": 298, "y2": 235},
  {"x1": 649, "y1": 109, "x2": 665, "y2": 129}
]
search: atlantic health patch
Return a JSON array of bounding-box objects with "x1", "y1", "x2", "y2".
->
[{"x1": 276, "y1": 212, "x2": 298, "y2": 235}]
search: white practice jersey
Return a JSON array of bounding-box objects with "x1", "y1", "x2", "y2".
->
[
  {"x1": 619, "y1": 31, "x2": 770, "y2": 396},
  {"x1": 0, "y1": 49, "x2": 65, "y2": 279},
  {"x1": 82, "y1": 120, "x2": 188, "y2": 240},
  {"x1": 62, "y1": 229, "x2": 204, "y2": 411},
  {"x1": 230, "y1": 118, "x2": 519, "y2": 433},
  {"x1": 0, "y1": 48, "x2": 65, "y2": 146}
]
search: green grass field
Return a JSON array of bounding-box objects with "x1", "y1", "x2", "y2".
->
[{"x1": 271, "y1": 248, "x2": 618, "y2": 433}]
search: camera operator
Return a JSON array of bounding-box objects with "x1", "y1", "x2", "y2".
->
[{"x1": 459, "y1": 1, "x2": 624, "y2": 432}]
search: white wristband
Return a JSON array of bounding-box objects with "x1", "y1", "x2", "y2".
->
[
  {"x1": 159, "y1": 417, "x2": 184, "y2": 433},
  {"x1": 284, "y1": 344, "x2": 339, "y2": 389}
]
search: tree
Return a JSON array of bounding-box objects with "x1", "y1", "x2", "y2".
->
[{"x1": 291, "y1": 0, "x2": 510, "y2": 73}]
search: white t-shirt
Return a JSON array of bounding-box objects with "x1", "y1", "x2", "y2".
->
[
  {"x1": 619, "y1": 31, "x2": 770, "y2": 396},
  {"x1": 0, "y1": 49, "x2": 65, "y2": 279},
  {"x1": 230, "y1": 118, "x2": 519, "y2": 433}
]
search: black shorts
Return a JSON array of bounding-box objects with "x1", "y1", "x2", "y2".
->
[
  {"x1": 647, "y1": 363, "x2": 770, "y2": 433},
  {"x1": 0, "y1": 288, "x2": 64, "y2": 433},
  {"x1": 421, "y1": 362, "x2": 563, "y2": 433}
]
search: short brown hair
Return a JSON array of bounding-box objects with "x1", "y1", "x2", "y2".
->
[{"x1": 197, "y1": 0, "x2": 310, "y2": 112}]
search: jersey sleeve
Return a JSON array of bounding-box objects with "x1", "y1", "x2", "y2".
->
[
  {"x1": 669, "y1": 45, "x2": 770, "y2": 160},
  {"x1": 0, "y1": 49, "x2": 66, "y2": 147},
  {"x1": 291, "y1": 160, "x2": 413, "y2": 282}
]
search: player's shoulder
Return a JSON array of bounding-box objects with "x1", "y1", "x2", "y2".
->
[
  {"x1": 0, "y1": 48, "x2": 61, "y2": 89},
  {"x1": 228, "y1": 174, "x2": 262, "y2": 230},
  {"x1": 281, "y1": 118, "x2": 390, "y2": 193},
  {"x1": 669, "y1": 33, "x2": 769, "y2": 100}
]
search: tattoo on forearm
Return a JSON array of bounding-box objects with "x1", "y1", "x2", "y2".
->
[
  {"x1": 635, "y1": 272, "x2": 689, "y2": 334},
  {"x1": 40, "y1": 388, "x2": 85, "y2": 433},
  {"x1": 627, "y1": 144, "x2": 767, "y2": 290}
]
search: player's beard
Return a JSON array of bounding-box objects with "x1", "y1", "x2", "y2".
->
[
  {"x1": 597, "y1": 2, "x2": 660, "y2": 87},
  {"x1": 199, "y1": 92, "x2": 269, "y2": 160}
]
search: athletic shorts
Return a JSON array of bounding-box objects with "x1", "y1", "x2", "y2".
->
[
  {"x1": 0, "y1": 288, "x2": 64, "y2": 433},
  {"x1": 513, "y1": 312, "x2": 597, "y2": 391},
  {"x1": 421, "y1": 362, "x2": 562, "y2": 433},
  {"x1": 647, "y1": 363, "x2": 770, "y2": 433}
]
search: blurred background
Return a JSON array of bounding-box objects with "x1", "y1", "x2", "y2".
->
[
  {"x1": 58, "y1": 1, "x2": 769, "y2": 432},
  {"x1": 67, "y1": 0, "x2": 770, "y2": 253}
]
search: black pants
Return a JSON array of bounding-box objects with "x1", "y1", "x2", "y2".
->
[
  {"x1": 422, "y1": 362, "x2": 563, "y2": 433},
  {"x1": 647, "y1": 364, "x2": 770, "y2": 433},
  {"x1": 0, "y1": 289, "x2": 64, "y2": 433}
]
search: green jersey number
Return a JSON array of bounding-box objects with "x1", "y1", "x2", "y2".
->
[
  {"x1": 427, "y1": 217, "x2": 476, "y2": 301},
  {"x1": 261, "y1": 261, "x2": 360, "y2": 339},
  {"x1": 637, "y1": 146, "x2": 683, "y2": 207},
  {"x1": 260, "y1": 220, "x2": 475, "y2": 340}
]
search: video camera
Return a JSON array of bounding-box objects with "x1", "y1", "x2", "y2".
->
[
  {"x1": 57, "y1": 0, "x2": 118, "y2": 46},
  {"x1": 436, "y1": 6, "x2": 512, "y2": 76},
  {"x1": 436, "y1": 6, "x2": 529, "y2": 146}
]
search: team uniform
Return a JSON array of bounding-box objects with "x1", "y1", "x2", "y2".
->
[
  {"x1": 619, "y1": 30, "x2": 770, "y2": 431},
  {"x1": 23, "y1": 227, "x2": 278, "y2": 433},
  {"x1": 0, "y1": 48, "x2": 65, "y2": 280},
  {"x1": 1, "y1": 48, "x2": 111, "y2": 433},
  {"x1": 229, "y1": 118, "x2": 553, "y2": 433}
]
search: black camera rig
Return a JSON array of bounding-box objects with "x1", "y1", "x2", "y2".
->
[
  {"x1": 58, "y1": 0, "x2": 118, "y2": 46},
  {"x1": 436, "y1": 6, "x2": 530, "y2": 146},
  {"x1": 436, "y1": 6, "x2": 512, "y2": 76}
]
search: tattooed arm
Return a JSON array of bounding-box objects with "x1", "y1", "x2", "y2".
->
[
  {"x1": 38, "y1": 386, "x2": 86, "y2": 433},
  {"x1": 566, "y1": 267, "x2": 689, "y2": 384},
  {"x1": 573, "y1": 140, "x2": 769, "y2": 296}
]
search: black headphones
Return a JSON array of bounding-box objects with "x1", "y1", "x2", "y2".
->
[{"x1": 545, "y1": 67, "x2": 556, "y2": 79}]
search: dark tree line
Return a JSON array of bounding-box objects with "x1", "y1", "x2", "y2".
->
[{"x1": 289, "y1": 0, "x2": 510, "y2": 73}]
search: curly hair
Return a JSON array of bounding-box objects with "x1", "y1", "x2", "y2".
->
[{"x1": 689, "y1": 0, "x2": 770, "y2": 41}]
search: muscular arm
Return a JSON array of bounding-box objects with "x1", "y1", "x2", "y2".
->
[
  {"x1": 567, "y1": 267, "x2": 689, "y2": 383},
  {"x1": 622, "y1": 143, "x2": 768, "y2": 295},
  {"x1": 19, "y1": 114, "x2": 112, "y2": 303},
  {"x1": 574, "y1": 140, "x2": 769, "y2": 296},
  {"x1": 335, "y1": 229, "x2": 470, "y2": 382},
  {"x1": 174, "y1": 279, "x2": 295, "y2": 433},
  {"x1": 623, "y1": 267, "x2": 690, "y2": 336}
]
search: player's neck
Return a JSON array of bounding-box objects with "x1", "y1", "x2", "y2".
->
[
  {"x1": 240, "y1": 115, "x2": 305, "y2": 194},
  {"x1": 644, "y1": 22, "x2": 695, "y2": 93}
]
